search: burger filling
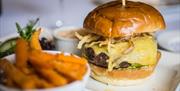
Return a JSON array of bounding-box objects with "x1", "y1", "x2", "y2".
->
[{"x1": 76, "y1": 32, "x2": 157, "y2": 71}]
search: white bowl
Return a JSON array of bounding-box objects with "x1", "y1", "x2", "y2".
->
[
  {"x1": 0, "y1": 51, "x2": 90, "y2": 91},
  {"x1": 53, "y1": 27, "x2": 82, "y2": 55}
]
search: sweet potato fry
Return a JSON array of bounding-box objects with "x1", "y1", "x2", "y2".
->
[
  {"x1": 5, "y1": 78, "x2": 15, "y2": 88},
  {"x1": 56, "y1": 53, "x2": 87, "y2": 65},
  {"x1": 30, "y1": 28, "x2": 42, "y2": 50},
  {"x1": 37, "y1": 68, "x2": 67, "y2": 86},
  {"x1": 29, "y1": 74, "x2": 53, "y2": 88},
  {"x1": 0, "y1": 59, "x2": 36, "y2": 89},
  {"x1": 37, "y1": 79, "x2": 53, "y2": 88},
  {"x1": 28, "y1": 50, "x2": 56, "y2": 68},
  {"x1": 53, "y1": 61, "x2": 86, "y2": 80},
  {"x1": 15, "y1": 38, "x2": 30, "y2": 74}
]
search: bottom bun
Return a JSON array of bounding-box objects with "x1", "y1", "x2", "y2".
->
[
  {"x1": 91, "y1": 70, "x2": 152, "y2": 86},
  {"x1": 90, "y1": 51, "x2": 161, "y2": 86},
  {"x1": 90, "y1": 64, "x2": 154, "y2": 86}
]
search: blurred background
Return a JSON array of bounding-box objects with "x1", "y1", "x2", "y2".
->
[{"x1": 0, "y1": 0, "x2": 180, "y2": 52}]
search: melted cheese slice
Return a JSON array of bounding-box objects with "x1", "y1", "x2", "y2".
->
[{"x1": 85, "y1": 36, "x2": 157, "y2": 67}]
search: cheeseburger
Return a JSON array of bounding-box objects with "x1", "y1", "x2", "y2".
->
[{"x1": 75, "y1": 1, "x2": 165, "y2": 86}]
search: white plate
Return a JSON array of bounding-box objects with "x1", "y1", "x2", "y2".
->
[
  {"x1": 157, "y1": 31, "x2": 180, "y2": 53},
  {"x1": 85, "y1": 50, "x2": 180, "y2": 91}
]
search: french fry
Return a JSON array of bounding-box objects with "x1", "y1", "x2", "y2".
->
[
  {"x1": 37, "y1": 68, "x2": 67, "y2": 86},
  {"x1": 30, "y1": 28, "x2": 42, "y2": 50},
  {"x1": 28, "y1": 50, "x2": 56, "y2": 68},
  {"x1": 53, "y1": 61, "x2": 86, "y2": 80},
  {"x1": 0, "y1": 59, "x2": 36, "y2": 89},
  {"x1": 15, "y1": 38, "x2": 31, "y2": 74},
  {"x1": 56, "y1": 53, "x2": 87, "y2": 65},
  {"x1": 37, "y1": 79, "x2": 53, "y2": 88},
  {"x1": 77, "y1": 65, "x2": 87, "y2": 79},
  {"x1": 29, "y1": 74, "x2": 53, "y2": 88},
  {"x1": 0, "y1": 27, "x2": 88, "y2": 89},
  {"x1": 5, "y1": 78, "x2": 15, "y2": 88}
]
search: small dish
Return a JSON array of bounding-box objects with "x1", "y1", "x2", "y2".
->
[
  {"x1": 53, "y1": 26, "x2": 84, "y2": 55},
  {"x1": 0, "y1": 51, "x2": 90, "y2": 91},
  {"x1": 157, "y1": 30, "x2": 180, "y2": 53}
]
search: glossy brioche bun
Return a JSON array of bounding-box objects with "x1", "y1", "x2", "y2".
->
[
  {"x1": 89, "y1": 51, "x2": 161, "y2": 86},
  {"x1": 83, "y1": 1, "x2": 166, "y2": 38}
]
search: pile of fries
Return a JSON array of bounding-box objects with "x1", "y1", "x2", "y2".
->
[{"x1": 0, "y1": 29, "x2": 87, "y2": 89}]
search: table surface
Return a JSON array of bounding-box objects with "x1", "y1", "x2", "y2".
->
[{"x1": 0, "y1": 0, "x2": 180, "y2": 38}]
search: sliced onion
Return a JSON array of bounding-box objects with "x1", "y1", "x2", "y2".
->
[
  {"x1": 123, "y1": 39, "x2": 134, "y2": 54},
  {"x1": 76, "y1": 33, "x2": 100, "y2": 49}
]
